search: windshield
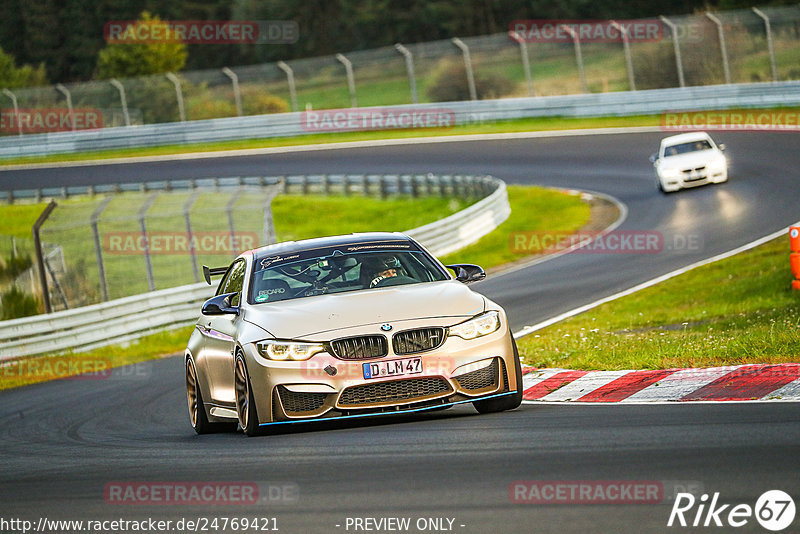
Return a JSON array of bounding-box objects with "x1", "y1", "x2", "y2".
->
[
  {"x1": 663, "y1": 139, "x2": 713, "y2": 157},
  {"x1": 249, "y1": 242, "x2": 449, "y2": 304}
]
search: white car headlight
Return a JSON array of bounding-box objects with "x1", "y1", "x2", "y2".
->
[
  {"x1": 256, "y1": 340, "x2": 325, "y2": 361},
  {"x1": 449, "y1": 311, "x2": 501, "y2": 340}
]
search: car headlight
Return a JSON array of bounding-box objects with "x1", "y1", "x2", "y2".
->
[
  {"x1": 449, "y1": 311, "x2": 501, "y2": 340},
  {"x1": 709, "y1": 155, "x2": 727, "y2": 170},
  {"x1": 660, "y1": 167, "x2": 681, "y2": 178},
  {"x1": 256, "y1": 340, "x2": 325, "y2": 361}
]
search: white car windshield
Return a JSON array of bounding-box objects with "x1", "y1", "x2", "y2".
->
[
  {"x1": 663, "y1": 139, "x2": 713, "y2": 157},
  {"x1": 250, "y1": 243, "x2": 449, "y2": 304}
]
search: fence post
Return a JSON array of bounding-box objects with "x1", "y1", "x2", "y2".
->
[
  {"x1": 659, "y1": 16, "x2": 685, "y2": 88},
  {"x1": 451, "y1": 38, "x2": 477, "y2": 101},
  {"x1": 109, "y1": 79, "x2": 131, "y2": 126},
  {"x1": 32, "y1": 201, "x2": 57, "y2": 313},
  {"x1": 165, "y1": 72, "x2": 186, "y2": 122},
  {"x1": 90, "y1": 196, "x2": 113, "y2": 301},
  {"x1": 752, "y1": 7, "x2": 778, "y2": 82},
  {"x1": 336, "y1": 54, "x2": 358, "y2": 108},
  {"x1": 508, "y1": 31, "x2": 534, "y2": 96},
  {"x1": 610, "y1": 21, "x2": 636, "y2": 91},
  {"x1": 791, "y1": 226, "x2": 800, "y2": 290},
  {"x1": 138, "y1": 193, "x2": 158, "y2": 291},
  {"x1": 55, "y1": 84, "x2": 76, "y2": 131},
  {"x1": 183, "y1": 190, "x2": 201, "y2": 283},
  {"x1": 277, "y1": 61, "x2": 299, "y2": 112},
  {"x1": 705, "y1": 13, "x2": 731, "y2": 84},
  {"x1": 262, "y1": 183, "x2": 280, "y2": 246},
  {"x1": 559, "y1": 25, "x2": 588, "y2": 93},
  {"x1": 226, "y1": 188, "x2": 244, "y2": 258},
  {"x1": 394, "y1": 43, "x2": 419, "y2": 104},
  {"x1": 222, "y1": 67, "x2": 243, "y2": 117},
  {"x1": 1, "y1": 88, "x2": 22, "y2": 135}
]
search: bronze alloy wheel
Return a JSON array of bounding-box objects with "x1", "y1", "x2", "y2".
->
[
  {"x1": 186, "y1": 358, "x2": 199, "y2": 428},
  {"x1": 234, "y1": 356, "x2": 250, "y2": 429},
  {"x1": 235, "y1": 352, "x2": 261, "y2": 436}
]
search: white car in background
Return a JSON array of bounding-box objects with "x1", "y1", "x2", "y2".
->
[{"x1": 650, "y1": 132, "x2": 728, "y2": 193}]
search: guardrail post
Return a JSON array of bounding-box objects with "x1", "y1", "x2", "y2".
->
[
  {"x1": 508, "y1": 31, "x2": 535, "y2": 96},
  {"x1": 226, "y1": 188, "x2": 244, "y2": 258},
  {"x1": 361, "y1": 175, "x2": 368, "y2": 196},
  {"x1": 336, "y1": 54, "x2": 358, "y2": 108},
  {"x1": 610, "y1": 21, "x2": 636, "y2": 91},
  {"x1": 55, "y1": 84, "x2": 76, "y2": 131},
  {"x1": 379, "y1": 176, "x2": 388, "y2": 199},
  {"x1": 659, "y1": 16, "x2": 686, "y2": 88},
  {"x1": 183, "y1": 190, "x2": 201, "y2": 283},
  {"x1": 165, "y1": 72, "x2": 186, "y2": 122},
  {"x1": 322, "y1": 174, "x2": 330, "y2": 195},
  {"x1": 559, "y1": 25, "x2": 588, "y2": 93},
  {"x1": 1, "y1": 88, "x2": 23, "y2": 135},
  {"x1": 222, "y1": 67, "x2": 243, "y2": 117},
  {"x1": 277, "y1": 61, "x2": 299, "y2": 112},
  {"x1": 32, "y1": 201, "x2": 57, "y2": 313},
  {"x1": 752, "y1": 7, "x2": 778, "y2": 82},
  {"x1": 138, "y1": 193, "x2": 158, "y2": 292},
  {"x1": 706, "y1": 13, "x2": 731, "y2": 84},
  {"x1": 90, "y1": 196, "x2": 113, "y2": 301},
  {"x1": 109, "y1": 79, "x2": 131, "y2": 126},
  {"x1": 451, "y1": 38, "x2": 477, "y2": 101},
  {"x1": 394, "y1": 44, "x2": 419, "y2": 104}
]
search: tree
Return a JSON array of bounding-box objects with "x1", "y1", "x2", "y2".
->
[
  {"x1": 0, "y1": 47, "x2": 48, "y2": 88},
  {"x1": 95, "y1": 11, "x2": 187, "y2": 79}
]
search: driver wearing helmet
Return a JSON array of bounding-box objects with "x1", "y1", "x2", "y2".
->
[{"x1": 364, "y1": 255, "x2": 403, "y2": 288}]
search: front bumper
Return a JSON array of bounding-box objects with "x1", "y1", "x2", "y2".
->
[{"x1": 241, "y1": 325, "x2": 518, "y2": 425}]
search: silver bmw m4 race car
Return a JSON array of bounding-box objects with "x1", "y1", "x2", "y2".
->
[{"x1": 185, "y1": 232, "x2": 523, "y2": 436}]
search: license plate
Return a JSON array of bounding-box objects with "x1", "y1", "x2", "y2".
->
[{"x1": 363, "y1": 357, "x2": 422, "y2": 379}]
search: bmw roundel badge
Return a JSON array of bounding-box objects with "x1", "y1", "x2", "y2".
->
[{"x1": 380, "y1": 324, "x2": 393, "y2": 332}]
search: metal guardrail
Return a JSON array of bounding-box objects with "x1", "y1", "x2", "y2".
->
[
  {"x1": 1, "y1": 82, "x2": 799, "y2": 159},
  {"x1": 0, "y1": 175, "x2": 509, "y2": 358}
]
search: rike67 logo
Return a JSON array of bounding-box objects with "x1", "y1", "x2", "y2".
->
[{"x1": 668, "y1": 490, "x2": 795, "y2": 531}]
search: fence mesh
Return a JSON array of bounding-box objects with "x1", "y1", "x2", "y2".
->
[{"x1": 1, "y1": 5, "x2": 798, "y2": 135}]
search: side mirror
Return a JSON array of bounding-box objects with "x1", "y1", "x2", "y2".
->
[
  {"x1": 446, "y1": 263, "x2": 486, "y2": 283},
  {"x1": 202, "y1": 292, "x2": 239, "y2": 315},
  {"x1": 649, "y1": 153, "x2": 659, "y2": 164},
  {"x1": 718, "y1": 143, "x2": 726, "y2": 151}
]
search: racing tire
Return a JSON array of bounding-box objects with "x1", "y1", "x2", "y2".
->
[
  {"x1": 473, "y1": 338, "x2": 523, "y2": 414},
  {"x1": 235, "y1": 352, "x2": 262, "y2": 437},
  {"x1": 186, "y1": 357, "x2": 236, "y2": 434}
]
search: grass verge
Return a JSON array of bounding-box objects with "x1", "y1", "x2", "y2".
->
[
  {"x1": 0, "y1": 185, "x2": 592, "y2": 390},
  {"x1": 517, "y1": 235, "x2": 800, "y2": 370}
]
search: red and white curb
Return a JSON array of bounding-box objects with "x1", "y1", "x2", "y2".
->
[{"x1": 520, "y1": 364, "x2": 800, "y2": 403}]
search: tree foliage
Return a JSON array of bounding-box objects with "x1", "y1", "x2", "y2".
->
[
  {"x1": 95, "y1": 12, "x2": 188, "y2": 79},
  {"x1": 0, "y1": 47, "x2": 48, "y2": 88}
]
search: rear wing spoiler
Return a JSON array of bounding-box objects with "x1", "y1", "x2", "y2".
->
[{"x1": 202, "y1": 265, "x2": 228, "y2": 285}]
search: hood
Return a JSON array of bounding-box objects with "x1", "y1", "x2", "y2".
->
[
  {"x1": 242, "y1": 280, "x2": 485, "y2": 339},
  {"x1": 659, "y1": 150, "x2": 721, "y2": 171}
]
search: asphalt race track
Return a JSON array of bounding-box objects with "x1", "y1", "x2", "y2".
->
[{"x1": 1, "y1": 130, "x2": 799, "y2": 533}]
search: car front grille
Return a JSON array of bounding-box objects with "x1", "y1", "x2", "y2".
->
[
  {"x1": 454, "y1": 359, "x2": 499, "y2": 392},
  {"x1": 277, "y1": 386, "x2": 328, "y2": 414},
  {"x1": 682, "y1": 166, "x2": 707, "y2": 181},
  {"x1": 393, "y1": 327, "x2": 446, "y2": 354},
  {"x1": 329, "y1": 335, "x2": 388, "y2": 360},
  {"x1": 338, "y1": 377, "x2": 452, "y2": 407}
]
